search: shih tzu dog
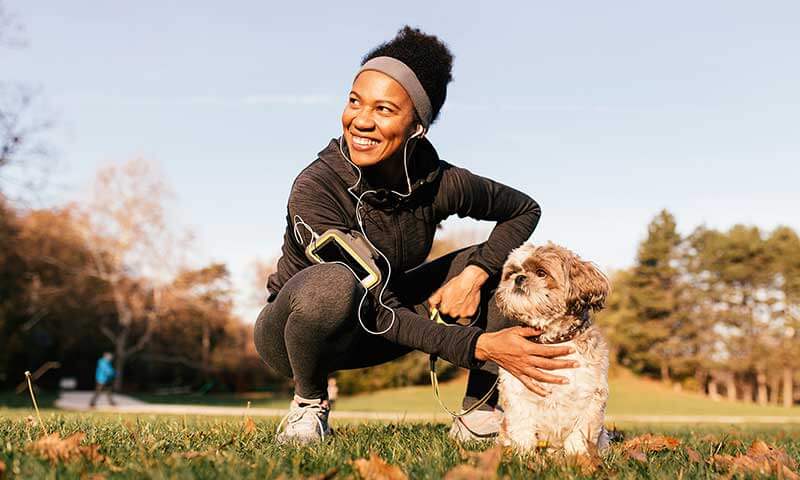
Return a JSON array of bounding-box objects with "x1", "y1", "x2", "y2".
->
[{"x1": 495, "y1": 243, "x2": 611, "y2": 455}]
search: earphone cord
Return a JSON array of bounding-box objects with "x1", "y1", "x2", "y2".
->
[{"x1": 334, "y1": 130, "x2": 422, "y2": 335}]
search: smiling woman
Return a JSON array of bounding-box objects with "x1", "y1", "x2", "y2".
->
[{"x1": 253, "y1": 26, "x2": 569, "y2": 445}]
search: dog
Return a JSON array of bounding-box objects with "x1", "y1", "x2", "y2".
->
[{"x1": 495, "y1": 242, "x2": 611, "y2": 455}]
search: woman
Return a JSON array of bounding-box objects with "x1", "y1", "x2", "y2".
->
[{"x1": 254, "y1": 26, "x2": 576, "y2": 444}]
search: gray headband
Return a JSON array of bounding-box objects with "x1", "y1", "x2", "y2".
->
[{"x1": 357, "y1": 56, "x2": 433, "y2": 128}]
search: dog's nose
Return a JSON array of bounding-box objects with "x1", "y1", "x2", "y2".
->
[{"x1": 514, "y1": 274, "x2": 527, "y2": 287}]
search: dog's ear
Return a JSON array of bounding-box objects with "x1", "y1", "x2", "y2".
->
[{"x1": 566, "y1": 257, "x2": 611, "y2": 313}]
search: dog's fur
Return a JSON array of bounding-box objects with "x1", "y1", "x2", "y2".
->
[{"x1": 495, "y1": 243, "x2": 611, "y2": 455}]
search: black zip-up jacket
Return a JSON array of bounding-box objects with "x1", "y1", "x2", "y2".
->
[{"x1": 267, "y1": 138, "x2": 541, "y2": 369}]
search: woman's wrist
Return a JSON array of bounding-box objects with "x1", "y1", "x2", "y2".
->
[
  {"x1": 474, "y1": 333, "x2": 493, "y2": 362},
  {"x1": 463, "y1": 265, "x2": 489, "y2": 288}
]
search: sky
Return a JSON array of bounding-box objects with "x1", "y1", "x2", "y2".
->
[{"x1": 4, "y1": 1, "x2": 799, "y2": 320}]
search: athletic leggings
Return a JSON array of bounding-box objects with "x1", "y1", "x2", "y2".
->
[{"x1": 253, "y1": 245, "x2": 512, "y2": 407}]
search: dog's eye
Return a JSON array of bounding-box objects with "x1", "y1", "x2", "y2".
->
[{"x1": 535, "y1": 269, "x2": 547, "y2": 278}]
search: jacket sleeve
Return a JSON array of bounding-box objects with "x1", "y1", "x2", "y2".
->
[
  {"x1": 434, "y1": 164, "x2": 541, "y2": 277},
  {"x1": 284, "y1": 174, "x2": 485, "y2": 369}
]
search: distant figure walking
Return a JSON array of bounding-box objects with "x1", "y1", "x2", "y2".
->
[
  {"x1": 327, "y1": 377, "x2": 339, "y2": 410},
  {"x1": 89, "y1": 352, "x2": 116, "y2": 407}
]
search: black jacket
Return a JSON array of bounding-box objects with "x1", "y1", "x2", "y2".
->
[{"x1": 267, "y1": 137, "x2": 541, "y2": 369}]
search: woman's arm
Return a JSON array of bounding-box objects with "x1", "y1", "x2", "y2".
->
[{"x1": 435, "y1": 163, "x2": 541, "y2": 277}]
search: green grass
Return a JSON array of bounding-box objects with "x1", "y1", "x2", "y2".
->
[
  {"x1": 128, "y1": 372, "x2": 800, "y2": 417},
  {"x1": 1, "y1": 412, "x2": 800, "y2": 479}
]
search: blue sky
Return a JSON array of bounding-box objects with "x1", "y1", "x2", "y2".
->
[{"x1": 4, "y1": 1, "x2": 799, "y2": 319}]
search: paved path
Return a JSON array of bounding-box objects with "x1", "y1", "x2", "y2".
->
[{"x1": 54, "y1": 391, "x2": 800, "y2": 424}]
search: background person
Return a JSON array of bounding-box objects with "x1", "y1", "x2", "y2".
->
[{"x1": 89, "y1": 352, "x2": 117, "y2": 408}]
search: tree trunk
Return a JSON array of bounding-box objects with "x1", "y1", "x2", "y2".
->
[
  {"x1": 770, "y1": 375, "x2": 781, "y2": 405},
  {"x1": 709, "y1": 379, "x2": 720, "y2": 401},
  {"x1": 660, "y1": 362, "x2": 671, "y2": 384},
  {"x1": 742, "y1": 381, "x2": 755, "y2": 404},
  {"x1": 112, "y1": 326, "x2": 129, "y2": 391},
  {"x1": 756, "y1": 369, "x2": 768, "y2": 406},
  {"x1": 726, "y1": 373, "x2": 737, "y2": 401},
  {"x1": 784, "y1": 366, "x2": 794, "y2": 408},
  {"x1": 201, "y1": 323, "x2": 211, "y2": 378}
]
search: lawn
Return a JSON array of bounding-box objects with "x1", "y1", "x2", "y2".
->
[
  {"x1": 1, "y1": 412, "x2": 799, "y2": 479},
  {"x1": 131, "y1": 372, "x2": 800, "y2": 418}
]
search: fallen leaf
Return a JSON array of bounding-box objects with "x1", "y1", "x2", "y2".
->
[
  {"x1": 625, "y1": 448, "x2": 647, "y2": 463},
  {"x1": 444, "y1": 446, "x2": 503, "y2": 480},
  {"x1": 570, "y1": 453, "x2": 601, "y2": 476},
  {"x1": 276, "y1": 471, "x2": 338, "y2": 480},
  {"x1": 0, "y1": 460, "x2": 6, "y2": 479},
  {"x1": 623, "y1": 434, "x2": 681, "y2": 453},
  {"x1": 243, "y1": 416, "x2": 256, "y2": 435},
  {"x1": 710, "y1": 440, "x2": 800, "y2": 479},
  {"x1": 80, "y1": 474, "x2": 107, "y2": 480},
  {"x1": 747, "y1": 440, "x2": 797, "y2": 468},
  {"x1": 352, "y1": 452, "x2": 408, "y2": 480},
  {"x1": 29, "y1": 432, "x2": 86, "y2": 463},
  {"x1": 306, "y1": 468, "x2": 339, "y2": 480},
  {"x1": 27, "y1": 432, "x2": 112, "y2": 466},
  {"x1": 685, "y1": 447, "x2": 702, "y2": 463}
]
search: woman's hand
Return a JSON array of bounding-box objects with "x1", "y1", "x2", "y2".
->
[
  {"x1": 475, "y1": 326, "x2": 578, "y2": 396},
  {"x1": 428, "y1": 265, "x2": 489, "y2": 319}
]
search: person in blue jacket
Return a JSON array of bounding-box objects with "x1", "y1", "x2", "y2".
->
[{"x1": 89, "y1": 352, "x2": 117, "y2": 407}]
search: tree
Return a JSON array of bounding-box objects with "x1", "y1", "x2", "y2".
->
[
  {"x1": 78, "y1": 158, "x2": 188, "y2": 390},
  {"x1": 689, "y1": 225, "x2": 779, "y2": 403},
  {"x1": 0, "y1": 2, "x2": 52, "y2": 198},
  {"x1": 609, "y1": 210, "x2": 683, "y2": 380},
  {"x1": 766, "y1": 226, "x2": 800, "y2": 406}
]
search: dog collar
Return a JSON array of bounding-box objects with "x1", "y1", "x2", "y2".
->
[{"x1": 531, "y1": 316, "x2": 593, "y2": 344}]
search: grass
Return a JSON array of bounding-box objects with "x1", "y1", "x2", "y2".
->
[
  {"x1": 1, "y1": 412, "x2": 800, "y2": 479},
  {"x1": 128, "y1": 372, "x2": 800, "y2": 418}
]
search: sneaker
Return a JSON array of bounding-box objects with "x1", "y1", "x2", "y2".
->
[
  {"x1": 276, "y1": 395, "x2": 332, "y2": 444},
  {"x1": 448, "y1": 408, "x2": 503, "y2": 442}
]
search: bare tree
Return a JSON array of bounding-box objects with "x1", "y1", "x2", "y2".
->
[
  {"x1": 0, "y1": 2, "x2": 54, "y2": 199},
  {"x1": 78, "y1": 158, "x2": 189, "y2": 390}
]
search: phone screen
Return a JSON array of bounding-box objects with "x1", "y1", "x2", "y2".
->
[{"x1": 314, "y1": 238, "x2": 371, "y2": 281}]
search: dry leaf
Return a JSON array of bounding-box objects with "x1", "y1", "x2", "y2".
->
[
  {"x1": 27, "y1": 432, "x2": 111, "y2": 466},
  {"x1": 710, "y1": 440, "x2": 800, "y2": 479},
  {"x1": 0, "y1": 460, "x2": 6, "y2": 479},
  {"x1": 29, "y1": 432, "x2": 86, "y2": 463},
  {"x1": 625, "y1": 448, "x2": 647, "y2": 463},
  {"x1": 685, "y1": 447, "x2": 702, "y2": 463},
  {"x1": 243, "y1": 416, "x2": 256, "y2": 435},
  {"x1": 306, "y1": 468, "x2": 339, "y2": 480},
  {"x1": 623, "y1": 434, "x2": 681, "y2": 453},
  {"x1": 444, "y1": 446, "x2": 503, "y2": 480},
  {"x1": 352, "y1": 452, "x2": 408, "y2": 480},
  {"x1": 276, "y1": 471, "x2": 338, "y2": 480},
  {"x1": 570, "y1": 454, "x2": 601, "y2": 476},
  {"x1": 747, "y1": 440, "x2": 797, "y2": 468},
  {"x1": 80, "y1": 474, "x2": 107, "y2": 480}
]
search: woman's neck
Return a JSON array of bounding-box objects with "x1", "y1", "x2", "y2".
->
[{"x1": 361, "y1": 141, "x2": 418, "y2": 192}]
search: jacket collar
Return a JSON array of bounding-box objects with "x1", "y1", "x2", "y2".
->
[{"x1": 317, "y1": 137, "x2": 442, "y2": 208}]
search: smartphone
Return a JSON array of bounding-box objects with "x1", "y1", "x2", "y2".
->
[{"x1": 305, "y1": 230, "x2": 381, "y2": 289}]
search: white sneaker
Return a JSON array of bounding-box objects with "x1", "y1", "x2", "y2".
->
[
  {"x1": 448, "y1": 408, "x2": 503, "y2": 442},
  {"x1": 276, "y1": 395, "x2": 332, "y2": 444}
]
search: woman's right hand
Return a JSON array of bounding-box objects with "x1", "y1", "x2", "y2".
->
[{"x1": 474, "y1": 326, "x2": 578, "y2": 396}]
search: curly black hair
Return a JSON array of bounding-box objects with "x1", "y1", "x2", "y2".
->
[{"x1": 361, "y1": 26, "x2": 454, "y2": 124}]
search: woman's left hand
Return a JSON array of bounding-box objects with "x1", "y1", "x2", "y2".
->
[{"x1": 428, "y1": 265, "x2": 489, "y2": 319}]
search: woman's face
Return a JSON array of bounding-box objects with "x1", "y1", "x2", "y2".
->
[{"x1": 341, "y1": 70, "x2": 417, "y2": 168}]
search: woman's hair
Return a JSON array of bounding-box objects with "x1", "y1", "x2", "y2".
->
[{"x1": 361, "y1": 26, "x2": 454, "y2": 124}]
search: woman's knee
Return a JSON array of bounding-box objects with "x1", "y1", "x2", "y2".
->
[{"x1": 286, "y1": 263, "x2": 364, "y2": 330}]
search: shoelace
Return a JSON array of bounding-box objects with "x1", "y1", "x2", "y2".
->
[{"x1": 276, "y1": 402, "x2": 328, "y2": 441}]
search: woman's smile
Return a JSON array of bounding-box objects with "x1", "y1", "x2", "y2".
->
[{"x1": 341, "y1": 70, "x2": 416, "y2": 169}]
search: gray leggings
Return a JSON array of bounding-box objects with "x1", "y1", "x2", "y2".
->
[{"x1": 253, "y1": 245, "x2": 511, "y2": 405}]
